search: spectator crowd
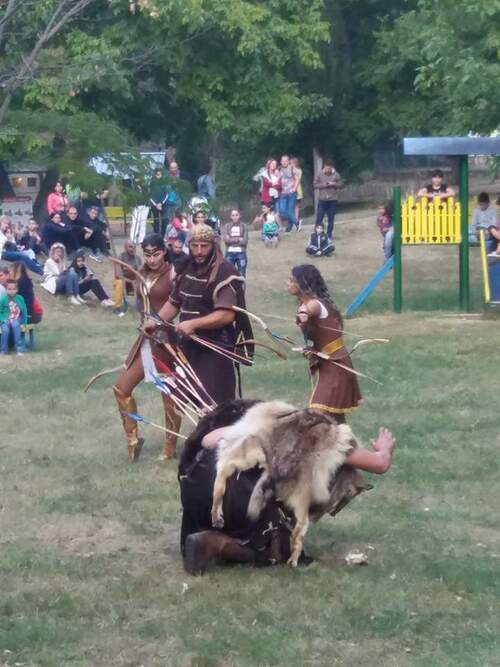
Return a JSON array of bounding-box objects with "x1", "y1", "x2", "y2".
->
[{"x1": 2, "y1": 156, "x2": 499, "y2": 357}]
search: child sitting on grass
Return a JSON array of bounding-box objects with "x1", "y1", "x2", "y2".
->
[
  {"x1": 260, "y1": 204, "x2": 281, "y2": 248},
  {"x1": 305, "y1": 223, "x2": 334, "y2": 257},
  {"x1": 0, "y1": 279, "x2": 27, "y2": 356}
]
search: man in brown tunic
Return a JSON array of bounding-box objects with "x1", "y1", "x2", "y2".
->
[{"x1": 148, "y1": 224, "x2": 252, "y2": 405}]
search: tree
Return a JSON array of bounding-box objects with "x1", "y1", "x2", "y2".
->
[
  {"x1": 367, "y1": 0, "x2": 500, "y2": 136},
  {"x1": 1, "y1": 0, "x2": 334, "y2": 203},
  {"x1": 0, "y1": 0, "x2": 99, "y2": 124}
]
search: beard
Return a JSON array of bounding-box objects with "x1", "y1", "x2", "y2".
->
[{"x1": 192, "y1": 246, "x2": 214, "y2": 269}]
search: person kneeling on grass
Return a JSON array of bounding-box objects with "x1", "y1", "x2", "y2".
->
[
  {"x1": 0, "y1": 279, "x2": 27, "y2": 356},
  {"x1": 305, "y1": 223, "x2": 334, "y2": 257},
  {"x1": 69, "y1": 252, "x2": 114, "y2": 307},
  {"x1": 179, "y1": 400, "x2": 396, "y2": 575}
]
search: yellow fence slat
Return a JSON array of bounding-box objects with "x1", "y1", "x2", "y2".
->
[
  {"x1": 415, "y1": 196, "x2": 421, "y2": 243},
  {"x1": 400, "y1": 196, "x2": 461, "y2": 245},
  {"x1": 421, "y1": 197, "x2": 428, "y2": 244},
  {"x1": 479, "y1": 230, "x2": 491, "y2": 303}
]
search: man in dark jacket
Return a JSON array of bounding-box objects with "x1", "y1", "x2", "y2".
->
[
  {"x1": 313, "y1": 159, "x2": 342, "y2": 239},
  {"x1": 149, "y1": 169, "x2": 170, "y2": 236},
  {"x1": 66, "y1": 206, "x2": 109, "y2": 261},
  {"x1": 42, "y1": 212, "x2": 78, "y2": 256}
]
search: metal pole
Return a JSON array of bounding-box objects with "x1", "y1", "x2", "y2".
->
[
  {"x1": 393, "y1": 186, "x2": 402, "y2": 313},
  {"x1": 458, "y1": 155, "x2": 470, "y2": 311}
]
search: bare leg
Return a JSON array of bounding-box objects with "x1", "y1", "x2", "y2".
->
[{"x1": 113, "y1": 356, "x2": 145, "y2": 461}]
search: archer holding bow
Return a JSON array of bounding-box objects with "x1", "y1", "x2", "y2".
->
[
  {"x1": 112, "y1": 233, "x2": 182, "y2": 462},
  {"x1": 145, "y1": 223, "x2": 254, "y2": 405},
  {"x1": 287, "y1": 264, "x2": 362, "y2": 422}
]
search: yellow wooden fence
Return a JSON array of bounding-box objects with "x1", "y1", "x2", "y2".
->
[{"x1": 401, "y1": 196, "x2": 461, "y2": 245}]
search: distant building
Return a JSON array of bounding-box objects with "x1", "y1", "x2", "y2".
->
[{"x1": 0, "y1": 161, "x2": 45, "y2": 227}]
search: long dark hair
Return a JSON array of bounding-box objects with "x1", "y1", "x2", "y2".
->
[
  {"x1": 70, "y1": 250, "x2": 86, "y2": 271},
  {"x1": 9, "y1": 261, "x2": 29, "y2": 283},
  {"x1": 291, "y1": 264, "x2": 340, "y2": 317}
]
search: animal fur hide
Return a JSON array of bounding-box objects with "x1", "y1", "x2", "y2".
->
[{"x1": 211, "y1": 401, "x2": 361, "y2": 566}]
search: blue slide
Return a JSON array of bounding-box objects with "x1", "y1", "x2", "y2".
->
[
  {"x1": 345, "y1": 255, "x2": 394, "y2": 317},
  {"x1": 489, "y1": 257, "x2": 500, "y2": 304}
]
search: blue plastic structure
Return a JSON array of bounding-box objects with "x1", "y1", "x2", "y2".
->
[{"x1": 345, "y1": 255, "x2": 394, "y2": 317}]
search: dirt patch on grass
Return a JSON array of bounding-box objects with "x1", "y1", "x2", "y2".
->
[
  {"x1": 466, "y1": 524, "x2": 500, "y2": 549},
  {"x1": 84, "y1": 633, "x2": 180, "y2": 667},
  {"x1": 38, "y1": 514, "x2": 155, "y2": 556}
]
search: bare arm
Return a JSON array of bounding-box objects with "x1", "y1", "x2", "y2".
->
[
  {"x1": 202, "y1": 426, "x2": 230, "y2": 449},
  {"x1": 158, "y1": 300, "x2": 179, "y2": 322},
  {"x1": 345, "y1": 427, "x2": 396, "y2": 474},
  {"x1": 297, "y1": 299, "x2": 322, "y2": 326}
]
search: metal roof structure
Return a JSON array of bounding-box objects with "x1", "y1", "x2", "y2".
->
[{"x1": 403, "y1": 136, "x2": 500, "y2": 156}]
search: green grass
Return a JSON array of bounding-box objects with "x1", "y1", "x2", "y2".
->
[{"x1": 1, "y1": 213, "x2": 499, "y2": 666}]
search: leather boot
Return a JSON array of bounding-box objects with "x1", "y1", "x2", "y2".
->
[
  {"x1": 183, "y1": 531, "x2": 255, "y2": 575},
  {"x1": 158, "y1": 395, "x2": 182, "y2": 460},
  {"x1": 113, "y1": 386, "x2": 144, "y2": 462}
]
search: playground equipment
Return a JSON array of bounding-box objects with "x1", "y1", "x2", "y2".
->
[
  {"x1": 345, "y1": 136, "x2": 500, "y2": 316},
  {"x1": 479, "y1": 230, "x2": 500, "y2": 306},
  {"x1": 345, "y1": 256, "x2": 393, "y2": 317}
]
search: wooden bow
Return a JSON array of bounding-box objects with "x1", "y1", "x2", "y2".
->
[
  {"x1": 232, "y1": 306, "x2": 290, "y2": 355},
  {"x1": 84, "y1": 364, "x2": 124, "y2": 392}
]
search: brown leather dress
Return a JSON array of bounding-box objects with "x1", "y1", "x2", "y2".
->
[
  {"x1": 124, "y1": 262, "x2": 175, "y2": 370},
  {"x1": 301, "y1": 300, "x2": 362, "y2": 415}
]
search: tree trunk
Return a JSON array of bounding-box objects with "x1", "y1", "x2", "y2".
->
[
  {"x1": 312, "y1": 146, "x2": 323, "y2": 215},
  {"x1": 208, "y1": 134, "x2": 219, "y2": 181}
]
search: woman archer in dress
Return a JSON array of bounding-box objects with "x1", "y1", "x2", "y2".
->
[
  {"x1": 287, "y1": 264, "x2": 361, "y2": 422},
  {"x1": 113, "y1": 233, "x2": 181, "y2": 462}
]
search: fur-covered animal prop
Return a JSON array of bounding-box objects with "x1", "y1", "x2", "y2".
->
[{"x1": 211, "y1": 401, "x2": 362, "y2": 566}]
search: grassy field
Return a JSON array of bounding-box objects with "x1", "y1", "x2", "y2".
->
[{"x1": 1, "y1": 213, "x2": 499, "y2": 667}]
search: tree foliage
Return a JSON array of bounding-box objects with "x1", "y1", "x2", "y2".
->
[
  {"x1": 1, "y1": 0, "x2": 498, "y2": 200},
  {"x1": 367, "y1": 0, "x2": 500, "y2": 136}
]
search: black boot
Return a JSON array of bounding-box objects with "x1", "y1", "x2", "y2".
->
[{"x1": 183, "y1": 531, "x2": 255, "y2": 575}]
